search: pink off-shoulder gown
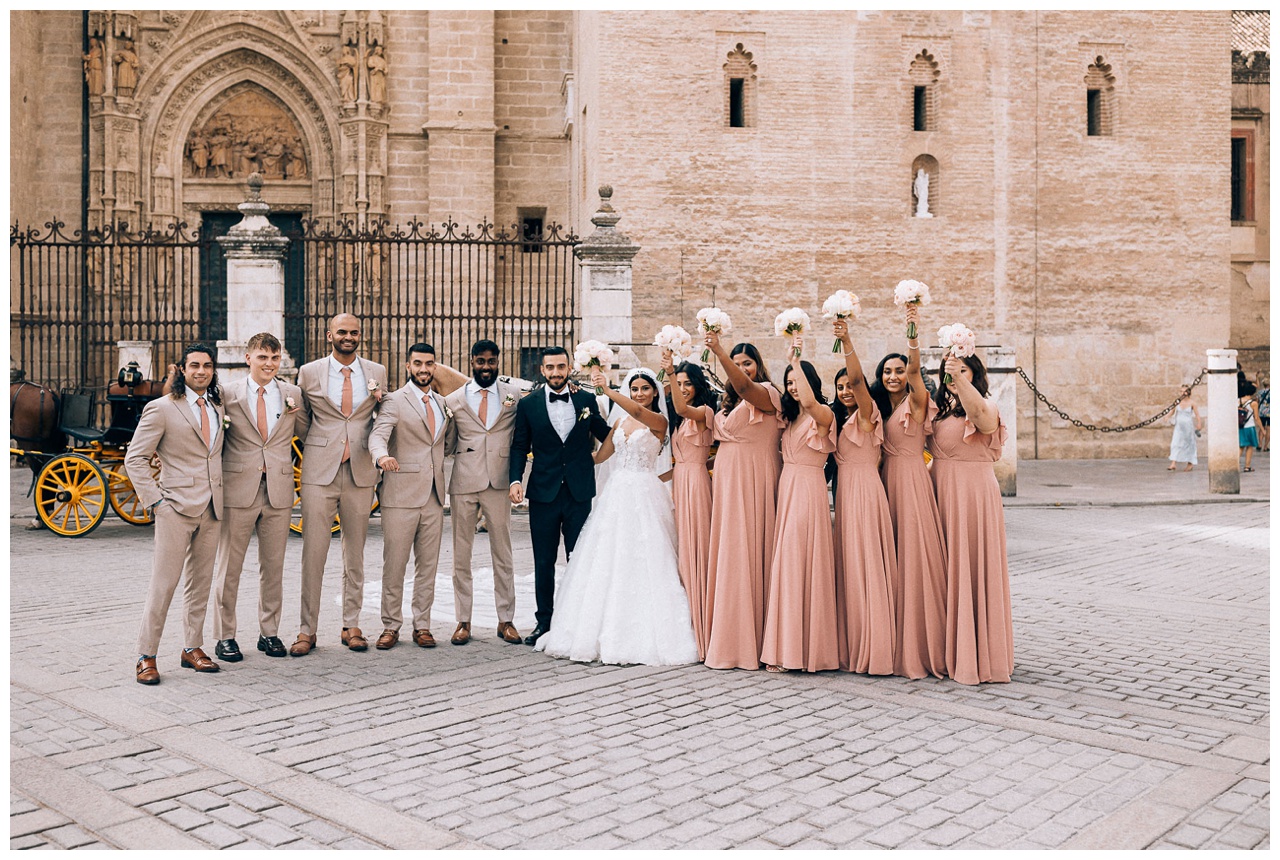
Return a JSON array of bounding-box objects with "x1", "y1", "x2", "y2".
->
[
  {"x1": 704, "y1": 387, "x2": 783, "y2": 670},
  {"x1": 930, "y1": 411, "x2": 1014, "y2": 685},
  {"x1": 880, "y1": 397, "x2": 948, "y2": 679},
  {"x1": 834, "y1": 408, "x2": 897, "y2": 675},
  {"x1": 760, "y1": 414, "x2": 840, "y2": 672},
  {"x1": 671, "y1": 407, "x2": 714, "y2": 661}
]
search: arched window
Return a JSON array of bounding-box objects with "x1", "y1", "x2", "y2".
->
[
  {"x1": 724, "y1": 43, "x2": 757, "y2": 128},
  {"x1": 1084, "y1": 56, "x2": 1117, "y2": 137},
  {"x1": 910, "y1": 154, "x2": 939, "y2": 218},
  {"x1": 909, "y1": 50, "x2": 940, "y2": 132}
]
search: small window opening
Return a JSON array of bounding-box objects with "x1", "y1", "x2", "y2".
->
[
  {"x1": 913, "y1": 86, "x2": 928, "y2": 131},
  {"x1": 1231, "y1": 136, "x2": 1248, "y2": 221},
  {"x1": 521, "y1": 215, "x2": 544, "y2": 254},
  {"x1": 729, "y1": 78, "x2": 745, "y2": 128},
  {"x1": 1086, "y1": 89, "x2": 1102, "y2": 136}
]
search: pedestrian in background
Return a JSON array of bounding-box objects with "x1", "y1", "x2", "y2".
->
[
  {"x1": 1166, "y1": 386, "x2": 1201, "y2": 472},
  {"x1": 1238, "y1": 382, "x2": 1261, "y2": 473}
]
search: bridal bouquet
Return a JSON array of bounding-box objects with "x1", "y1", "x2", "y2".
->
[
  {"x1": 696, "y1": 307, "x2": 732, "y2": 362},
  {"x1": 893, "y1": 279, "x2": 932, "y2": 340},
  {"x1": 652, "y1": 324, "x2": 693, "y2": 381},
  {"x1": 573, "y1": 339, "x2": 615, "y2": 395},
  {"x1": 774, "y1": 307, "x2": 811, "y2": 358},
  {"x1": 821, "y1": 290, "x2": 861, "y2": 353},
  {"x1": 936, "y1": 323, "x2": 976, "y2": 385}
]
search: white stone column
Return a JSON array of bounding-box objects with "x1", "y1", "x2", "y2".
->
[
  {"x1": 575, "y1": 186, "x2": 639, "y2": 369},
  {"x1": 116, "y1": 341, "x2": 154, "y2": 380},
  {"x1": 1207, "y1": 348, "x2": 1240, "y2": 495},
  {"x1": 216, "y1": 174, "x2": 292, "y2": 387},
  {"x1": 986, "y1": 346, "x2": 1018, "y2": 497}
]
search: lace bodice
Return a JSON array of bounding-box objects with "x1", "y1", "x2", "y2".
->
[{"x1": 613, "y1": 424, "x2": 663, "y2": 473}]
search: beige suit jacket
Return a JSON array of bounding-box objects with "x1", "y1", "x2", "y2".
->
[
  {"x1": 368, "y1": 382, "x2": 451, "y2": 508},
  {"x1": 444, "y1": 379, "x2": 519, "y2": 495},
  {"x1": 296, "y1": 355, "x2": 388, "y2": 487},
  {"x1": 125, "y1": 393, "x2": 225, "y2": 519},
  {"x1": 221, "y1": 379, "x2": 310, "y2": 509}
]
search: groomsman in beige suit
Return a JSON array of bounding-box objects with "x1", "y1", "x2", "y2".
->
[
  {"x1": 443, "y1": 339, "x2": 524, "y2": 645},
  {"x1": 368, "y1": 343, "x2": 453, "y2": 649},
  {"x1": 126, "y1": 344, "x2": 225, "y2": 685},
  {"x1": 211, "y1": 332, "x2": 310, "y2": 662},
  {"x1": 292, "y1": 313, "x2": 389, "y2": 656}
]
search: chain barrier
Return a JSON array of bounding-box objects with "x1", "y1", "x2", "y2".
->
[{"x1": 1014, "y1": 366, "x2": 1208, "y2": 433}]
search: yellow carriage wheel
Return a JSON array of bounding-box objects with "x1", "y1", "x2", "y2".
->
[
  {"x1": 105, "y1": 467, "x2": 153, "y2": 526},
  {"x1": 34, "y1": 454, "x2": 108, "y2": 537}
]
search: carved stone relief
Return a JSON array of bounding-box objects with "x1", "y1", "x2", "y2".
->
[{"x1": 183, "y1": 88, "x2": 308, "y2": 180}]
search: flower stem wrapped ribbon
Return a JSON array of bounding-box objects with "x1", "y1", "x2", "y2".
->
[
  {"x1": 696, "y1": 307, "x2": 732, "y2": 363},
  {"x1": 936, "y1": 323, "x2": 976, "y2": 386},
  {"x1": 652, "y1": 325, "x2": 693, "y2": 382},
  {"x1": 773, "y1": 307, "x2": 812, "y2": 359},
  {"x1": 821, "y1": 290, "x2": 861, "y2": 353},
  {"x1": 893, "y1": 279, "x2": 932, "y2": 340},
  {"x1": 573, "y1": 339, "x2": 615, "y2": 395}
]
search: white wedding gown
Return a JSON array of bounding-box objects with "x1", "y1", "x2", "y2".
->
[{"x1": 536, "y1": 424, "x2": 699, "y2": 666}]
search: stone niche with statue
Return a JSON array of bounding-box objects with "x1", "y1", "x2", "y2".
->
[{"x1": 183, "y1": 88, "x2": 309, "y2": 182}]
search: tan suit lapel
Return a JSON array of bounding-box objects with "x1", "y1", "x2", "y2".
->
[
  {"x1": 236, "y1": 384, "x2": 258, "y2": 430},
  {"x1": 173, "y1": 393, "x2": 206, "y2": 445},
  {"x1": 265, "y1": 382, "x2": 300, "y2": 444}
]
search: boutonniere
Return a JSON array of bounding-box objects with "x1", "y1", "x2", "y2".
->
[
  {"x1": 578, "y1": 407, "x2": 591, "y2": 422},
  {"x1": 285, "y1": 396, "x2": 299, "y2": 414},
  {"x1": 502, "y1": 394, "x2": 516, "y2": 408},
  {"x1": 222, "y1": 415, "x2": 232, "y2": 430},
  {"x1": 367, "y1": 380, "x2": 380, "y2": 394},
  {"x1": 443, "y1": 405, "x2": 454, "y2": 420}
]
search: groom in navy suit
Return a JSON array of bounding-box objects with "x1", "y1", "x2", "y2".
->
[{"x1": 508, "y1": 346, "x2": 612, "y2": 645}]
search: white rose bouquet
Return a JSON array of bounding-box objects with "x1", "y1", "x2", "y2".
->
[
  {"x1": 652, "y1": 325, "x2": 693, "y2": 381},
  {"x1": 821, "y1": 290, "x2": 861, "y2": 353},
  {"x1": 774, "y1": 307, "x2": 811, "y2": 359},
  {"x1": 573, "y1": 339, "x2": 615, "y2": 395},
  {"x1": 695, "y1": 307, "x2": 732, "y2": 363},
  {"x1": 936, "y1": 323, "x2": 977, "y2": 385},
  {"x1": 893, "y1": 279, "x2": 933, "y2": 340}
]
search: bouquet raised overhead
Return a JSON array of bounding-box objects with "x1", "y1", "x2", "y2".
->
[
  {"x1": 893, "y1": 279, "x2": 932, "y2": 340},
  {"x1": 936, "y1": 323, "x2": 976, "y2": 385},
  {"x1": 773, "y1": 307, "x2": 811, "y2": 359},
  {"x1": 695, "y1": 307, "x2": 732, "y2": 363},
  {"x1": 821, "y1": 290, "x2": 861, "y2": 353},
  {"x1": 573, "y1": 339, "x2": 615, "y2": 395},
  {"x1": 652, "y1": 325, "x2": 693, "y2": 381}
]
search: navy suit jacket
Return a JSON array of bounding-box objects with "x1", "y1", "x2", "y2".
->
[{"x1": 508, "y1": 387, "x2": 611, "y2": 503}]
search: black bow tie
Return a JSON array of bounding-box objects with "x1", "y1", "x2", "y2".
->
[{"x1": 549, "y1": 391, "x2": 570, "y2": 403}]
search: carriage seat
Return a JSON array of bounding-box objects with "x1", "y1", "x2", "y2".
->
[{"x1": 58, "y1": 391, "x2": 106, "y2": 444}]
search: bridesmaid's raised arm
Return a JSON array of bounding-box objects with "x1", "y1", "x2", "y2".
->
[
  {"x1": 666, "y1": 354, "x2": 710, "y2": 431},
  {"x1": 788, "y1": 336, "x2": 834, "y2": 431},
  {"x1": 590, "y1": 367, "x2": 667, "y2": 436},
  {"x1": 707, "y1": 330, "x2": 777, "y2": 414},
  {"x1": 944, "y1": 355, "x2": 1000, "y2": 434},
  {"x1": 904, "y1": 304, "x2": 929, "y2": 425},
  {"x1": 833, "y1": 319, "x2": 876, "y2": 434},
  {"x1": 430, "y1": 362, "x2": 469, "y2": 397}
]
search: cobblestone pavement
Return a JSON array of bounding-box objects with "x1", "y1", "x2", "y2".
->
[{"x1": 8, "y1": 463, "x2": 1269, "y2": 849}]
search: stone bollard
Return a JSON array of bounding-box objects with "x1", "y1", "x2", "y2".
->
[
  {"x1": 1206, "y1": 349, "x2": 1240, "y2": 494},
  {"x1": 575, "y1": 186, "x2": 639, "y2": 348}
]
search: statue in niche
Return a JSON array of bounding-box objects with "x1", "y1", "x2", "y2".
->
[
  {"x1": 84, "y1": 38, "x2": 105, "y2": 96},
  {"x1": 208, "y1": 128, "x2": 231, "y2": 178},
  {"x1": 185, "y1": 131, "x2": 209, "y2": 178},
  {"x1": 366, "y1": 46, "x2": 388, "y2": 103},
  {"x1": 285, "y1": 137, "x2": 308, "y2": 179},
  {"x1": 337, "y1": 45, "x2": 359, "y2": 102},
  {"x1": 260, "y1": 134, "x2": 285, "y2": 179},
  {"x1": 113, "y1": 39, "x2": 139, "y2": 96},
  {"x1": 913, "y1": 168, "x2": 933, "y2": 218}
]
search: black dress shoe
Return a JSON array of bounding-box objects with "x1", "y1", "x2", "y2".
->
[
  {"x1": 257, "y1": 635, "x2": 287, "y2": 658},
  {"x1": 524, "y1": 625, "x2": 548, "y2": 646},
  {"x1": 214, "y1": 639, "x2": 243, "y2": 662}
]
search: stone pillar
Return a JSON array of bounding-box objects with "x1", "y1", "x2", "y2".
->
[
  {"x1": 116, "y1": 341, "x2": 154, "y2": 380},
  {"x1": 986, "y1": 346, "x2": 1018, "y2": 497},
  {"x1": 216, "y1": 174, "x2": 292, "y2": 387},
  {"x1": 575, "y1": 186, "x2": 639, "y2": 363},
  {"x1": 1207, "y1": 348, "x2": 1240, "y2": 495}
]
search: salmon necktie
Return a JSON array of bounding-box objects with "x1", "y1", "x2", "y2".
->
[
  {"x1": 478, "y1": 388, "x2": 489, "y2": 427},
  {"x1": 196, "y1": 396, "x2": 211, "y2": 450},
  {"x1": 256, "y1": 386, "x2": 269, "y2": 442},
  {"x1": 340, "y1": 367, "x2": 353, "y2": 463},
  {"x1": 423, "y1": 394, "x2": 436, "y2": 439}
]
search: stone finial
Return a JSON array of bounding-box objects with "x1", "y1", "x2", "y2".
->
[
  {"x1": 576, "y1": 185, "x2": 639, "y2": 263},
  {"x1": 218, "y1": 173, "x2": 289, "y2": 258},
  {"x1": 246, "y1": 172, "x2": 264, "y2": 202}
]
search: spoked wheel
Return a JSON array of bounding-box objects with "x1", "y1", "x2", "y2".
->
[
  {"x1": 105, "y1": 466, "x2": 153, "y2": 526},
  {"x1": 34, "y1": 454, "x2": 108, "y2": 537}
]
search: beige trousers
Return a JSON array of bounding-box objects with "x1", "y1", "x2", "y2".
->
[
  {"x1": 299, "y1": 462, "x2": 375, "y2": 635},
  {"x1": 450, "y1": 487, "x2": 517, "y2": 624},
  {"x1": 212, "y1": 478, "x2": 291, "y2": 640},
  {"x1": 379, "y1": 494, "x2": 445, "y2": 631},
  {"x1": 137, "y1": 501, "x2": 219, "y2": 655}
]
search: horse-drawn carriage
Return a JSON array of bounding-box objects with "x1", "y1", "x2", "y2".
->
[{"x1": 10, "y1": 362, "x2": 162, "y2": 536}]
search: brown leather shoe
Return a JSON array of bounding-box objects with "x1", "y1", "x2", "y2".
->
[
  {"x1": 412, "y1": 629, "x2": 436, "y2": 648},
  {"x1": 497, "y1": 622, "x2": 522, "y2": 644},
  {"x1": 375, "y1": 629, "x2": 399, "y2": 650},
  {"x1": 341, "y1": 627, "x2": 369, "y2": 651},
  {"x1": 451, "y1": 623, "x2": 471, "y2": 645},
  {"x1": 136, "y1": 657, "x2": 160, "y2": 685},
  {"x1": 179, "y1": 648, "x2": 220, "y2": 672},
  {"x1": 289, "y1": 634, "x2": 316, "y2": 656}
]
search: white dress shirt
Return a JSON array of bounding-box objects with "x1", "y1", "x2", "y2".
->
[
  {"x1": 246, "y1": 376, "x2": 283, "y2": 437},
  {"x1": 408, "y1": 385, "x2": 447, "y2": 440},
  {"x1": 546, "y1": 385, "x2": 574, "y2": 442},
  {"x1": 184, "y1": 387, "x2": 219, "y2": 452},
  {"x1": 465, "y1": 378, "x2": 499, "y2": 430},
  {"x1": 327, "y1": 354, "x2": 369, "y2": 411}
]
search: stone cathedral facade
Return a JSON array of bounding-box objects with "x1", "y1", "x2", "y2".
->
[{"x1": 9, "y1": 10, "x2": 1265, "y2": 458}]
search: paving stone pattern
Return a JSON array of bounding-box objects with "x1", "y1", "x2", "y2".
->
[{"x1": 8, "y1": 465, "x2": 1269, "y2": 849}]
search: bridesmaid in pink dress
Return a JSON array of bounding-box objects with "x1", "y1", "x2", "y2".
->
[
  {"x1": 660, "y1": 352, "x2": 718, "y2": 661},
  {"x1": 872, "y1": 303, "x2": 948, "y2": 679},
  {"x1": 702, "y1": 333, "x2": 783, "y2": 670},
  {"x1": 830, "y1": 319, "x2": 897, "y2": 675},
  {"x1": 931, "y1": 352, "x2": 1014, "y2": 685},
  {"x1": 761, "y1": 339, "x2": 839, "y2": 673}
]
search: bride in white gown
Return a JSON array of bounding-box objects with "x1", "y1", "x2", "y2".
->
[{"x1": 536, "y1": 367, "x2": 699, "y2": 666}]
